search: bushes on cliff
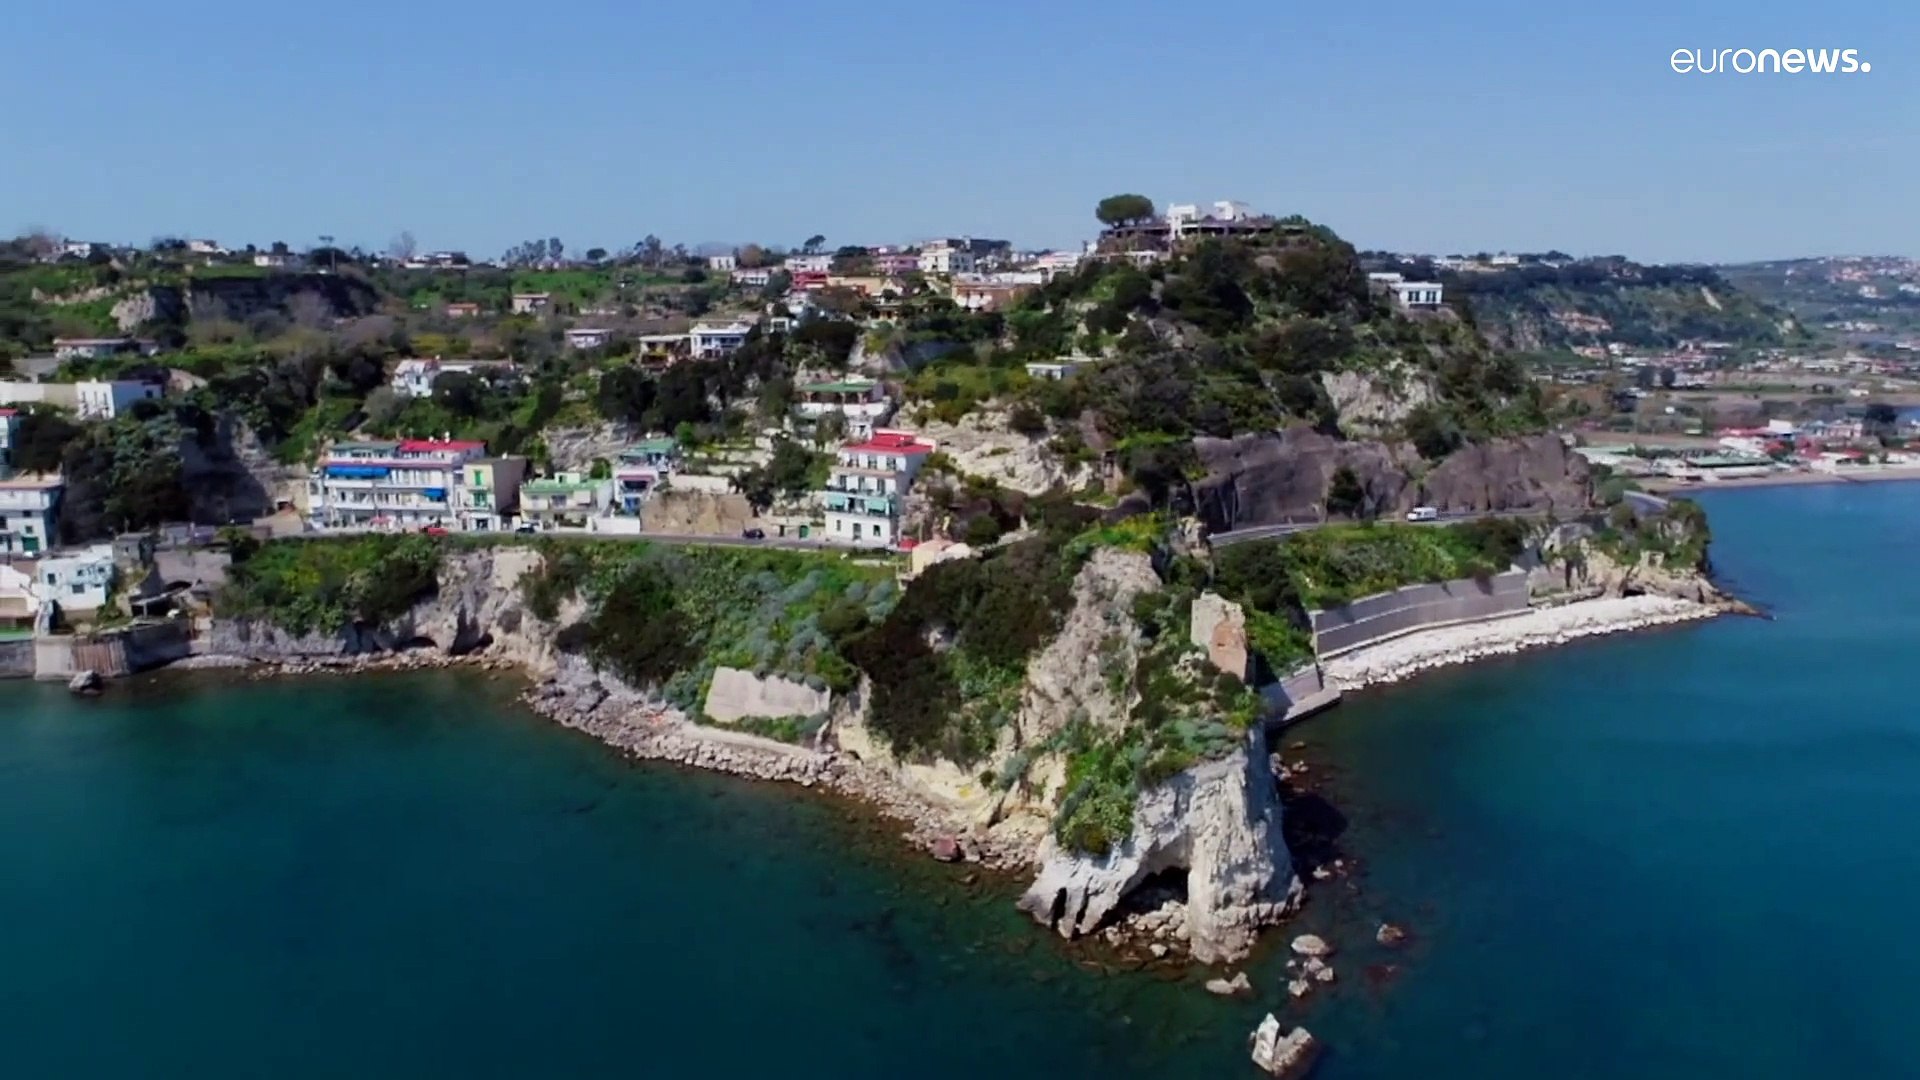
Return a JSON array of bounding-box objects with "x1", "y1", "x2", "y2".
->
[{"x1": 222, "y1": 535, "x2": 442, "y2": 635}]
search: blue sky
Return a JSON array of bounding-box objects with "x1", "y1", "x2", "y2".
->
[{"x1": 1, "y1": 0, "x2": 1910, "y2": 263}]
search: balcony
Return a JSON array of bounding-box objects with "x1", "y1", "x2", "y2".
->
[{"x1": 823, "y1": 492, "x2": 895, "y2": 517}]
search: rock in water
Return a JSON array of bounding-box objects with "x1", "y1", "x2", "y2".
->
[
  {"x1": 930, "y1": 836, "x2": 962, "y2": 862},
  {"x1": 1290, "y1": 934, "x2": 1333, "y2": 958},
  {"x1": 1376, "y1": 922, "x2": 1408, "y2": 947},
  {"x1": 1205, "y1": 971, "x2": 1253, "y2": 997},
  {"x1": 67, "y1": 670, "x2": 102, "y2": 695},
  {"x1": 1249, "y1": 1015, "x2": 1321, "y2": 1078}
]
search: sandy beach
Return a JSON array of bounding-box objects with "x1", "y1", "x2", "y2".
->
[{"x1": 1320, "y1": 594, "x2": 1720, "y2": 691}]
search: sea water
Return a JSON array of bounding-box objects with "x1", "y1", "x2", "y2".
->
[{"x1": 0, "y1": 482, "x2": 1915, "y2": 1077}]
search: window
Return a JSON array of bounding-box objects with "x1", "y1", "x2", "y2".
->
[{"x1": 70, "y1": 585, "x2": 83, "y2": 596}]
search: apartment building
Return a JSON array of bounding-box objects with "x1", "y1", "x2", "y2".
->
[
  {"x1": 794, "y1": 379, "x2": 893, "y2": 439},
  {"x1": 0, "y1": 474, "x2": 62, "y2": 556},
  {"x1": 308, "y1": 439, "x2": 490, "y2": 530},
  {"x1": 820, "y1": 429, "x2": 936, "y2": 548}
]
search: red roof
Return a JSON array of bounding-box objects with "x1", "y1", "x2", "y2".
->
[
  {"x1": 0, "y1": 409, "x2": 15, "y2": 417},
  {"x1": 844, "y1": 432, "x2": 934, "y2": 455},
  {"x1": 398, "y1": 439, "x2": 485, "y2": 453}
]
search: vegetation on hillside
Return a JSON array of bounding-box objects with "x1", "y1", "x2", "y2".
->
[
  {"x1": 1441, "y1": 260, "x2": 1800, "y2": 352},
  {"x1": 220, "y1": 535, "x2": 444, "y2": 635}
]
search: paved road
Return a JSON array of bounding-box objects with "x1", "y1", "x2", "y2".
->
[{"x1": 1208, "y1": 508, "x2": 1553, "y2": 548}]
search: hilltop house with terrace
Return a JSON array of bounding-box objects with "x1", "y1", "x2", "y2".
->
[
  {"x1": 613, "y1": 439, "x2": 680, "y2": 515},
  {"x1": 308, "y1": 438, "x2": 490, "y2": 530},
  {"x1": 689, "y1": 318, "x2": 755, "y2": 359},
  {"x1": 390, "y1": 358, "x2": 523, "y2": 398},
  {"x1": 794, "y1": 378, "x2": 893, "y2": 439},
  {"x1": 510, "y1": 292, "x2": 552, "y2": 315},
  {"x1": 819, "y1": 429, "x2": 937, "y2": 548}
]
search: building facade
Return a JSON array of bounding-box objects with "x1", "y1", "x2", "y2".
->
[
  {"x1": 309, "y1": 439, "x2": 489, "y2": 530},
  {"x1": 820, "y1": 430, "x2": 936, "y2": 548},
  {"x1": 689, "y1": 319, "x2": 754, "y2": 358},
  {"x1": 455, "y1": 457, "x2": 530, "y2": 533},
  {"x1": 0, "y1": 475, "x2": 62, "y2": 556},
  {"x1": 794, "y1": 379, "x2": 894, "y2": 439},
  {"x1": 517, "y1": 472, "x2": 611, "y2": 530},
  {"x1": 784, "y1": 253, "x2": 833, "y2": 274},
  {"x1": 36, "y1": 544, "x2": 114, "y2": 612},
  {"x1": 510, "y1": 292, "x2": 552, "y2": 315},
  {"x1": 0, "y1": 409, "x2": 15, "y2": 475}
]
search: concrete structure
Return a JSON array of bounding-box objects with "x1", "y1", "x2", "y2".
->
[
  {"x1": 689, "y1": 318, "x2": 755, "y2": 359},
  {"x1": 707, "y1": 254, "x2": 738, "y2": 272},
  {"x1": 1309, "y1": 571, "x2": 1530, "y2": 656},
  {"x1": 820, "y1": 429, "x2": 936, "y2": 548},
  {"x1": 308, "y1": 439, "x2": 488, "y2": 530},
  {"x1": 905, "y1": 538, "x2": 975, "y2": 579},
  {"x1": 794, "y1": 378, "x2": 893, "y2": 438},
  {"x1": 783, "y1": 253, "x2": 832, "y2": 274},
  {"x1": 455, "y1": 456, "x2": 529, "y2": 532},
  {"x1": 951, "y1": 282, "x2": 1029, "y2": 311},
  {"x1": 75, "y1": 379, "x2": 163, "y2": 420},
  {"x1": 510, "y1": 292, "x2": 552, "y2": 315},
  {"x1": 703, "y1": 666, "x2": 832, "y2": 725},
  {"x1": 252, "y1": 252, "x2": 299, "y2": 269},
  {"x1": 564, "y1": 328, "x2": 613, "y2": 350},
  {"x1": 1024, "y1": 359, "x2": 1084, "y2": 381},
  {"x1": 730, "y1": 267, "x2": 774, "y2": 288},
  {"x1": 35, "y1": 544, "x2": 115, "y2": 612},
  {"x1": 52, "y1": 338, "x2": 156, "y2": 362},
  {"x1": 0, "y1": 475, "x2": 62, "y2": 555},
  {"x1": 517, "y1": 472, "x2": 611, "y2": 530},
  {"x1": 1368, "y1": 272, "x2": 1444, "y2": 308},
  {"x1": 445, "y1": 301, "x2": 482, "y2": 318}
]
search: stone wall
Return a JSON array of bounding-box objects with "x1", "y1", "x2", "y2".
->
[
  {"x1": 1310, "y1": 570, "x2": 1530, "y2": 656},
  {"x1": 703, "y1": 666, "x2": 832, "y2": 725},
  {"x1": 0, "y1": 640, "x2": 32, "y2": 678}
]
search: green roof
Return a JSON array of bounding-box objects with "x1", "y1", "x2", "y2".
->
[
  {"x1": 624, "y1": 437, "x2": 679, "y2": 454},
  {"x1": 799, "y1": 380, "x2": 879, "y2": 394},
  {"x1": 332, "y1": 440, "x2": 399, "y2": 452},
  {"x1": 522, "y1": 478, "x2": 606, "y2": 494}
]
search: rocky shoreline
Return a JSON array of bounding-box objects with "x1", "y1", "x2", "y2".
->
[
  {"x1": 1319, "y1": 593, "x2": 1723, "y2": 691},
  {"x1": 188, "y1": 647, "x2": 1035, "y2": 872}
]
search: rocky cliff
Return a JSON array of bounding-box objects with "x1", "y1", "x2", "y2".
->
[
  {"x1": 111, "y1": 273, "x2": 383, "y2": 332},
  {"x1": 1189, "y1": 428, "x2": 1591, "y2": 532},
  {"x1": 1018, "y1": 720, "x2": 1298, "y2": 964}
]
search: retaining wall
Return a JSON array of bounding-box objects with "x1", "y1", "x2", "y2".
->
[
  {"x1": 1310, "y1": 570, "x2": 1530, "y2": 657},
  {"x1": 0, "y1": 639, "x2": 32, "y2": 678}
]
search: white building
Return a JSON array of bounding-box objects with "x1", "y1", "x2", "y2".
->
[
  {"x1": 36, "y1": 544, "x2": 115, "y2": 612},
  {"x1": 731, "y1": 267, "x2": 774, "y2": 288},
  {"x1": 1369, "y1": 272, "x2": 1444, "y2": 309},
  {"x1": 1025, "y1": 359, "x2": 1083, "y2": 381},
  {"x1": 564, "y1": 328, "x2": 614, "y2": 350},
  {"x1": 707, "y1": 254, "x2": 738, "y2": 272},
  {"x1": 252, "y1": 252, "x2": 298, "y2": 269},
  {"x1": 389, "y1": 358, "x2": 523, "y2": 398},
  {"x1": 186, "y1": 239, "x2": 226, "y2": 255},
  {"x1": 794, "y1": 378, "x2": 894, "y2": 439},
  {"x1": 0, "y1": 475, "x2": 62, "y2": 556},
  {"x1": 689, "y1": 318, "x2": 755, "y2": 359},
  {"x1": 1032, "y1": 250, "x2": 1085, "y2": 279},
  {"x1": 918, "y1": 244, "x2": 976, "y2": 276},
  {"x1": 510, "y1": 292, "x2": 552, "y2": 315},
  {"x1": 820, "y1": 429, "x2": 936, "y2": 548},
  {"x1": 75, "y1": 380, "x2": 163, "y2": 420},
  {"x1": 0, "y1": 409, "x2": 16, "y2": 475},
  {"x1": 309, "y1": 439, "x2": 490, "y2": 530},
  {"x1": 784, "y1": 253, "x2": 832, "y2": 274}
]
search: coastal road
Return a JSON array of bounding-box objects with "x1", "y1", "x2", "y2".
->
[{"x1": 1208, "y1": 508, "x2": 1554, "y2": 548}]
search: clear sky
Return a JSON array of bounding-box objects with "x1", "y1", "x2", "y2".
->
[{"x1": 1, "y1": 0, "x2": 1910, "y2": 264}]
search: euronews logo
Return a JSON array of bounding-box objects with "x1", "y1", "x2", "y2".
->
[{"x1": 1671, "y1": 48, "x2": 1871, "y2": 74}]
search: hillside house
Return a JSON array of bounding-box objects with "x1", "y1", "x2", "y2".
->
[
  {"x1": 820, "y1": 429, "x2": 937, "y2": 548},
  {"x1": 0, "y1": 475, "x2": 62, "y2": 556},
  {"x1": 455, "y1": 457, "x2": 530, "y2": 533},
  {"x1": 731, "y1": 267, "x2": 774, "y2": 288},
  {"x1": 390, "y1": 358, "x2": 523, "y2": 398},
  {"x1": 518, "y1": 472, "x2": 611, "y2": 530},
  {"x1": 707, "y1": 254, "x2": 738, "y2": 272},
  {"x1": 35, "y1": 544, "x2": 115, "y2": 612},
  {"x1": 613, "y1": 439, "x2": 680, "y2": 514},
  {"x1": 784, "y1": 254, "x2": 833, "y2": 274},
  {"x1": 1024, "y1": 359, "x2": 1084, "y2": 381},
  {"x1": 918, "y1": 243, "x2": 975, "y2": 276},
  {"x1": 52, "y1": 337, "x2": 155, "y2": 362},
  {"x1": 1368, "y1": 272, "x2": 1444, "y2": 308},
  {"x1": 794, "y1": 379, "x2": 893, "y2": 438},
  {"x1": 690, "y1": 318, "x2": 755, "y2": 359},
  {"x1": 0, "y1": 409, "x2": 16, "y2": 476},
  {"x1": 252, "y1": 252, "x2": 300, "y2": 269},
  {"x1": 510, "y1": 292, "x2": 552, "y2": 315},
  {"x1": 445, "y1": 301, "x2": 482, "y2": 318},
  {"x1": 564, "y1": 328, "x2": 614, "y2": 350}
]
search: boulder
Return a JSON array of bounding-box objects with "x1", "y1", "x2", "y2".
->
[
  {"x1": 930, "y1": 836, "x2": 963, "y2": 863},
  {"x1": 1289, "y1": 934, "x2": 1333, "y2": 959},
  {"x1": 1376, "y1": 922, "x2": 1408, "y2": 947},
  {"x1": 1189, "y1": 592, "x2": 1251, "y2": 682},
  {"x1": 1249, "y1": 1016, "x2": 1321, "y2": 1079},
  {"x1": 67, "y1": 670, "x2": 102, "y2": 695},
  {"x1": 1205, "y1": 972, "x2": 1253, "y2": 997}
]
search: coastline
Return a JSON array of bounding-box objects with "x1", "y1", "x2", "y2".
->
[
  {"x1": 1317, "y1": 593, "x2": 1721, "y2": 692},
  {"x1": 1643, "y1": 465, "x2": 1920, "y2": 494}
]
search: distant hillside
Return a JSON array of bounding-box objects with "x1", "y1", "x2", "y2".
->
[
  {"x1": 1432, "y1": 259, "x2": 1803, "y2": 353},
  {"x1": 1718, "y1": 256, "x2": 1920, "y2": 345}
]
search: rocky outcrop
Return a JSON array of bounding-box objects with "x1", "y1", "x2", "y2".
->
[
  {"x1": 915, "y1": 410, "x2": 1093, "y2": 495},
  {"x1": 1190, "y1": 429, "x2": 1590, "y2": 533},
  {"x1": 1017, "y1": 722, "x2": 1299, "y2": 964},
  {"x1": 1189, "y1": 592, "x2": 1251, "y2": 681},
  {"x1": 1320, "y1": 365, "x2": 1435, "y2": 437},
  {"x1": 108, "y1": 275, "x2": 381, "y2": 334},
  {"x1": 1537, "y1": 524, "x2": 1742, "y2": 608},
  {"x1": 1015, "y1": 549, "x2": 1160, "y2": 743},
  {"x1": 1249, "y1": 1016, "x2": 1320, "y2": 1079}
]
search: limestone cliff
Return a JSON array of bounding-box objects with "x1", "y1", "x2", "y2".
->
[{"x1": 1017, "y1": 721, "x2": 1298, "y2": 964}]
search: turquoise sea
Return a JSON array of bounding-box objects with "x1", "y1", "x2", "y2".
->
[{"x1": 0, "y1": 482, "x2": 1915, "y2": 1078}]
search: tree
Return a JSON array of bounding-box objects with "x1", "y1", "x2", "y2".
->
[
  {"x1": 738, "y1": 243, "x2": 768, "y2": 269},
  {"x1": 803, "y1": 234, "x2": 826, "y2": 253},
  {"x1": 387, "y1": 230, "x2": 417, "y2": 262},
  {"x1": 432, "y1": 370, "x2": 487, "y2": 418},
  {"x1": 270, "y1": 240, "x2": 290, "y2": 255},
  {"x1": 548, "y1": 237, "x2": 564, "y2": 262},
  {"x1": 1095, "y1": 194, "x2": 1155, "y2": 227},
  {"x1": 586, "y1": 247, "x2": 608, "y2": 263}
]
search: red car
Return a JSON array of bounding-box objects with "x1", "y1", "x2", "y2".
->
[{"x1": 421, "y1": 525, "x2": 450, "y2": 537}]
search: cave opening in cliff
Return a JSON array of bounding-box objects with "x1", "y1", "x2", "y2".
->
[
  {"x1": 395, "y1": 635, "x2": 439, "y2": 652},
  {"x1": 1108, "y1": 865, "x2": 1191, "y2": 927},
  {"x1": 449, "y1": 632, "x2": 493, "y2": 657}
]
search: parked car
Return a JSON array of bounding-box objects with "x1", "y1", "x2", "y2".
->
[
  {"x1": 421, "y1": 525, "x2": 450, "y2": 537},
  {"x1": 741, "y1": 528, "x2": 766, "y2": 541},
  {"x1": 1405, "y1": 506, "x2": 1439, "y2": 522},
  {"x1": 513, "y1": 522, "x2": 538, "y2": 535}
]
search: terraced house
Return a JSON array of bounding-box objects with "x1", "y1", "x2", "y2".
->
[
  {"x1": 793, "y1": 378, "x2": 893, "y2": 439},
  {"x1": 309, "y1": 438, "x2": 489, "y2": 530},
  {"x1": 820, "y1": 429, "x2": 936, "y2": 548},
  {"x1": 517, "y1": 472, "x2": 611, "y2": 531}
]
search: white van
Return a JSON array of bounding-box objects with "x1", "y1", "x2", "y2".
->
[{"x1": 1405, "y1": 506, "x2": 1440, "y2": 522}]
